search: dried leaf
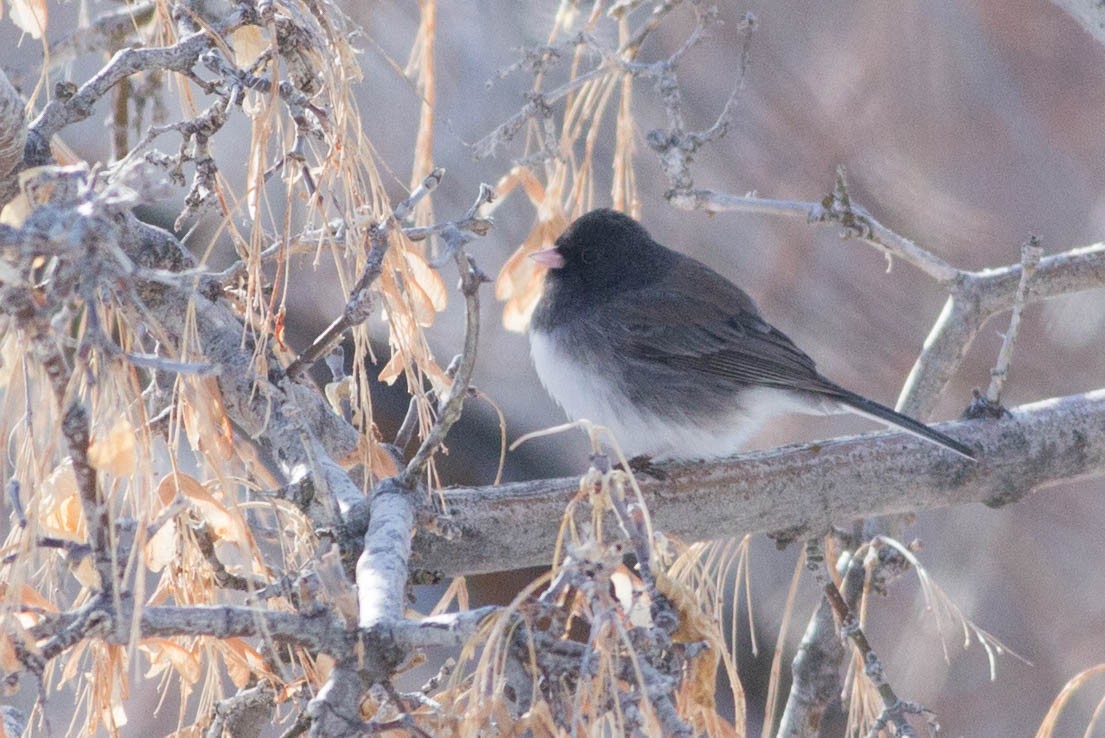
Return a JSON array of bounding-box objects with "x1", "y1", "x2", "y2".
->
[
  {"x1": 156, "y1": 473, "x2": 248, "y2": 544},
  {"x1": 9, "y1": 0, "x2": 47, "y2": 38},
  {"x1": 180, "y1": 377, "x2": 235, "y2": 461},
  {"x1": 403, "y1": 248, "x2": 447, "y2": 313},
  {"x1": 39, "y1": 462, "x2": 84, "y2": 542},
  {"x1": 324, "y1": 376, "x2": 355, "y2": 416},
  {"x1": 376, "y1": 351, "x2": 406, "y2": 387},
  {"x1": 494, "y1": 166, "x2": 570, "y2": 332},
  {"x1": 220, "y1": 638, "x2": 271, "y2": 689},
  {"x1": 144, "y1": 518, "x2": 177, "y2": 573},
  {"x1": 72, "y1": 556, "x2": 98, "y2": 589},
  {"x1": 0, "y1": 633, "x2": 21, "y2": 678},
  {"x1": 230, "y1": 25, "x2": 267, "y2": 67},
  {"x1": 369, "y1": 438, "x2": 398, "y2": 478},
  {"x1": 13, "y1": 584, "x2": 57, "y2": 627},
  {"x1": 140, "y1": 639, "x2": 202, "y2": 684},
  {"x1": 88, "y1": 417, "x2": 137, "y2": 476}
]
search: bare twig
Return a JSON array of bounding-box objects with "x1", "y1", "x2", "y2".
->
[
  {"x1": 62, "y1": 403, "x2": 116, "y2": 600},
  {"x1": 47, "y1": 1, "x2": 158, "y2": 70},
  {"x1": 284, "y1": 167, "x2": 445, "y2": 380},
  {"x1": 27, "y1": 7, "x2": 258, "y2": 149},
  {"x1": 193, "y1": 521, "x2": 270, "y2": 592},
  {"x1": 400, "y1": 246, "x2": 487, "y2": 486},
  {"x1": 776, "y1": 547, "x2": 862, "y2": 738},
  {"x1": 898, "y1": 241, "x2": 1105, "y2": 418},
  {"x1": 391, "y1": 606, "x2": 499, "y2": 650},
  {"x1": 667, "y1": 179, "x2": 961, "y2": 285},
  {"x1": 804, "y1": 538, "x2": 933, "y2": 737},
  {"x1": 985, "y1": 236, "x2": 1043, "y2": 404},
  {"x1": 473, "y1": 1, "x2": 704, "y2": 160}
]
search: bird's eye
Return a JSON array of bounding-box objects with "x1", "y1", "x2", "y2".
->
[{"x1": 580, "y1": 248, "x2": 598, "y2": 265}]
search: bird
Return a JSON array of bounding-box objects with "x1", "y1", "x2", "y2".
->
[{"x1": 527, "y1": 208, "x2": 974, "y2": 462}]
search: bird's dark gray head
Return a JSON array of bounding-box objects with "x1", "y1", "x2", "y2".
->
[{"x1": 545, "y1": 209, "x2": 672, "y2": 295}]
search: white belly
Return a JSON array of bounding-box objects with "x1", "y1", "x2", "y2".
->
[{"x1": 529, "y1": 331, "x2": 822, "y2": 461}]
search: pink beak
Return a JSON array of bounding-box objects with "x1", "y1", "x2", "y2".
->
[{"x1": 530, "y1": 247, "x2": 565, "y2": 269}]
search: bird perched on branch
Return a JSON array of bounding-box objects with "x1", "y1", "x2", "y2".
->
[{"x1": 528, "y1": 208, "x2": 974, "y2": 461}]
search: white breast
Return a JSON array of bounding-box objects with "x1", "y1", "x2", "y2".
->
[{"x1": 529, "y1": 331, "x2": 821, "y2": 460}]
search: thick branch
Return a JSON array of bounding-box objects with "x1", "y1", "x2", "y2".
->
[
  {"x1": 412, "y1": 390, "x2": 1105, "y2": 575},
  {"x1": 124, "y1": 218, "x2": 361, "y2": 473}
]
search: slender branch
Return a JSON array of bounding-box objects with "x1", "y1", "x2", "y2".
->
[
  {"x1": 284, "y1": 167, "x2": 445, "y2": 380},
  {"x1": 62, "y1": 403, "x2": 116, "y2": 600},
  {"x1": 985, "y1": 236, "x2": 1043, "y2": 404},
  {"x1": 399, "y1": 247, "x2": 486, "y2": 486},
  {"x1": 667, "y1": 179, "x2": 961, "y2": 284},
  {"x1": 27, "y1": 7, "x2": 257, "y2": 147},
  {"x1": 391, "y1": 606, "x2": 498, "y2": 650},
  {"x1": 473, "y1": 0, "x2": 703, "y2": 160},
  {"x1": 777, "y1": 548, "x2": 864, "y2": 738},
  {"x1": 897, "y1": 242, "x2": 1105, "y2": 417},
  {"x1": 122, "y1": 217, "x2": 362, "y2": 470},
  {"x1": 803, "y1": 538, "x2": 930, "y2": 737},
  {"x1": 354, "y1": 478, "x2": 414, "y2": 629},
  {"x1": 412, "y1": 390, "x2": 1105, "y2": 575},
  {"x1": 193, "y1": 521, "x2": 269, "y2": 592},
  {"x1": 46, "y1": 1, "x2": 158, "y2": 71}
]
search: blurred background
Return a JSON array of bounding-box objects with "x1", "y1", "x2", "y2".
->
[{"x1": 3, "y1": 0, "x2": 1105, "y2": 735}]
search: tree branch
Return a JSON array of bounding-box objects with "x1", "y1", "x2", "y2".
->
[
  {"x1": 898, "y1": 242, "x2": 1105, "y2": 417},
  {"x1": 284, "y1": 167, "x2": 445, "y2": 380},
  {"x1": 412, "y1": 390, "x2": 1105, "y2": 575}
]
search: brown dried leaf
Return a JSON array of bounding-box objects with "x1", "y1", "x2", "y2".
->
[
  {"x1": 16, "y1": 584, "x2": 58, "y2": 622},
  {"x1": 324, "y1": 375, "x2": 356, "y2": 416},
  {"x1": 403, "y1": 248, "x2": 448, "y2": 314},
  {"x1": 72, "y1": 557, "x2": 98, "y2": 589},
  {"x1": 156, "y1": 473, "x2": 247, "y2": 544},
  {"x1": 220, "y1": 638, "x2": 273, "y2": 689},
  {"x1": 140, "y1": 638, "x2": 202, "y2": 684},
  {"x1": 376, "y1": 351, "x2": 406, "y2": 387},
  {"x1": 493, "y1": 166, "x2": 571, "y2": 332},
  {"x1": 369, "y1": 437, "x2": 399, "y2": 478}
]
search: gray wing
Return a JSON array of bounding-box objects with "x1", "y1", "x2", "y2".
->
[{"x1": 604, "y1": 256, "x2": 838, "y2": 395}]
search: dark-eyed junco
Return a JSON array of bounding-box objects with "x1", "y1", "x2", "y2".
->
[{"x1": 528, "y1": 208, "x2": 974, "y2": 461}]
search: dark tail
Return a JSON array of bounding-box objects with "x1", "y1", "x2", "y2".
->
[{"x1": 832, "y1": 388, "x2": 975, "y2": 460}]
